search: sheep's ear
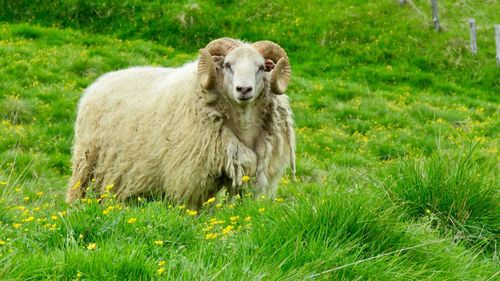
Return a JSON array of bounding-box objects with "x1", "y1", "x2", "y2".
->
[
  {"x1": 264, "y1": 59, "x2": 275, "y2": 72},
  {"x1": 198, "y1": 49, "x2": 217, "y2": 90}
]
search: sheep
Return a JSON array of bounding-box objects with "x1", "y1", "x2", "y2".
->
[{"x1": 65, "y1": 38, "x2": 295, "y2": 209}]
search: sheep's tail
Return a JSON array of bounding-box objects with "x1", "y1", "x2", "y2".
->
[{"x1": 66, "y1": 146, "x2": 98, "y2": 204}]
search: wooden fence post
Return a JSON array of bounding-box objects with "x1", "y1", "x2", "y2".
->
[
  {"x1": 431, "y1": 0, "x2": 440, "y2": 32},
  {"x1": 495, "y1": 25, "x2": 500, "y2": 66},
  {"x1": 469, "y1": 19, "x2": 477, "y2": 54}
]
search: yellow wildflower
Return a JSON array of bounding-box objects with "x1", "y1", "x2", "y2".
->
[
  {"x1": 22, "y1": 216, "x2": 34, "y2": 223},
  {"x1": 127, "y1": 218, "x2": 137, "y2": 224},
  {"x1": 0, "y1": 181, "x2": 7, "y2": 185},
  {"x1": 215, "y1": 203, "x2": 223, "y2": 209},
  {"x1": 241, "y1": 175, "x2": 250, "y2": 183},
  {"x1": 244, "y1": 216, "x2": 252, "y2": 222},
  {"x1": 0, "y1": 240, "x2": 6, "y2": 246},
  {"x1": 76, "y1": 271, "x2": 83, "y2": 278},
  {"x1": 205, "y1": 233, "x2": 218, "y2": 240},
  {"x1": 154, "y1": 240, "x2": 164, "y2": 246},
  {"x1": 158, "y1": 260, "x2": 166, "y2": 267},
  {"x1": 100, "y1": 193, "x2": 108, "y2": 199},
  {"x1": 72, "y1": 180, "x2": 81, "y2": 190},
  {"x1": 23, "y1": 197, "x2": 30, "y2": 202},
  {"x1": 203, "y1": 225, "x2": 214, "y2": 232},
  {"x1": 186, "y1": 210, "x2": 197, "y2": 216},
  {"x1": 221, "y1": 225, "x2": 234, "y2": 235},
  {"x1": 51, "y1": 215, "x2": 58, "y2": 220},
  {"x1": 36, "y1": 191, "x2": 43, "y2": 197},
  {"x1": 203, "y1": 197, "x2": 216, "y2": 206},
  {"x1": 258, "y1": 208, "x2": 266, "y2": 213},
  {"x1": 274, "y1": 197, "x2": 285, "y2": 203},
  {"x1": 209, "y1": 218, "x2": 224, "y2": 225},
  {"x1": 105, "y1": 184, "x2": 114, "y2": 192},
  {"x1": 13, "y1": 223, "x2": 22, "y2": 229},
  {"x1": 157, "y1": 268, "x2": 166, "y2": 275},
  {"x1": 14, "y1": 188, "x2": 21, "y2": 193},
  {"x1": 86, "y1": 243, "x2": 96, "y2": 250},
  {"x1": 78, "y1": 234, "x2": 84, "y2": 240},
  {"x1": 230, "y1": 216, "x2": 239, "y2": 224}
]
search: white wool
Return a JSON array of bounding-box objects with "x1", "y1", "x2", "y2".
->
[{"x1": 66, "y1": 46, "x2": 295, "y2": 209}]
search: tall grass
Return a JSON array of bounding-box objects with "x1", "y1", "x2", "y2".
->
[{"x1": 385, "y1": 146, "x2": 499, "y2": 252}]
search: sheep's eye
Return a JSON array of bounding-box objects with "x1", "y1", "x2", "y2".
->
[{"x1": 224, "y1": 63, "x2": 232, "y2": 71}]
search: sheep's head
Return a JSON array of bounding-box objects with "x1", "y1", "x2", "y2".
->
[{"x1": 198, "y1": 38, "x2": 291, "y2": 104}]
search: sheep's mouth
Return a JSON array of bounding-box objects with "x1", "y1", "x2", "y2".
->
[{"x1": 237, "y1": 95, "x2": 253, "y2": 101}]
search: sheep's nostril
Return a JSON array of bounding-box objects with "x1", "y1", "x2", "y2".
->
[{"x1": 236, "y1": 86, "x2": 253, "y2": 94}]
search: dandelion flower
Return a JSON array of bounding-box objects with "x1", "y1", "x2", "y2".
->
[
  {"x1": 154, "y1": 240, "x2": 164, "y2": 246},
  {"x1": 72, "y1": 181, "x2": 81, "y2": 190},
  {"x1": 13, "y1": 223, "x2": 22, "y2": 229},
  {"x1": 158, "y1": 260, "x2": 166, "y2": 267},
  {"x1": 23, "y1": 197, "x2": 30, "y2": 202},
  {"x1": 241, "y1": 175, "x2": 250, "y2": 183},
  {"x1": 86, "y1": 243, "x2": 96, "y2": 250},
  {"x1": 186, "y1": 210, "x2": 197, "y2": 216},
  {"x1": 203, "y1": 197, "x2": 216, "y2": 206},
  {"x1": 221, "y1": 225, "x2": 234, "y2": 235},
  {"x1": 244, "y1": 216, "x2": 251, "y2": 222},
  {"x1": 275, "y1": 197, "x2": 285, "y2": 203},
  {"x1": 0, "y1": 240, "x2": 6, "y2": 246},
  {"x1": 105, "y1": 184, "x2": 114, "y2": 192},
  {"x1": 258, "y1": 208, "x2": 266, "y2": 213},
  {"x1": 22, "y1": 216, "x2": 34, "y2": 223},
  {"x1": 127, "y1": 218, "x2": 137, "y2": 224},
  {"x1": 157, "y1": 267, "x2": 166, "y2": 275},
  {"x1": 230, "y1": 216, "x2": 239, "y2": 223},
  {"x1": 215, "y1": 203, "x2": 223, "y2": 209},
  {"x1": 36, "y1": 191, "x2": 43, "y2": 197},
  {"x1": 205, "y1": 233, "x2": 218, "y2": 240}
]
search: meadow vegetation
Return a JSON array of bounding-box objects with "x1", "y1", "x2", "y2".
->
[{"x1": 0, "y1": 0, "x2": 498, "y2": 280}]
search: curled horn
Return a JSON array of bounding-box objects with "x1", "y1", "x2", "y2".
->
[
  {"x1": 198, "y1": 38, "x2": 241, "y2": 90},
  {"x1": 252, "y1": 41, "x2": 291, "y2": 95}
]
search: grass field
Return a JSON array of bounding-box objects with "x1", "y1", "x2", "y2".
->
[{"x1": 0, "y1": 0, "x2": 499, "y2": 280}]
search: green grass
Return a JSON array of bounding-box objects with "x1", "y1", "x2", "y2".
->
[{"x1": 0, "y1": 0, "x2": 499, "y2": 280}]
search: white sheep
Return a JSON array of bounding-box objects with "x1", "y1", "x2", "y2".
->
[{"x1": 66, "y1": 38, "x2": 295, "y2": 208}]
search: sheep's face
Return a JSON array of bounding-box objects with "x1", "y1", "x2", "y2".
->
[
  {"x1": 198, "y1": 38, "x2": 290, "y2": 99},
  {"x1": 221, "y1": 46, "x2": 269, "y2": 105}
]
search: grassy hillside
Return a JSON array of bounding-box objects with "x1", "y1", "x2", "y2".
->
[{"x1": 0, "y1": 0, "x2": 499, "y2": 280}]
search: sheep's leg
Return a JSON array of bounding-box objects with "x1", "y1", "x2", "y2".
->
[
  {"x1": 254, "y1": 138, "x2": 271, "y2": 197},
  {"x1": 66, "y1": 146, "x2": 98, "y2": 203}
]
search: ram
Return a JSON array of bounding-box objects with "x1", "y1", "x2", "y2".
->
[{"x1": 66, "y1": 38, "x2": 295, "y2": 209}]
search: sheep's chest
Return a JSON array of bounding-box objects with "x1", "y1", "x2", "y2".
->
[{"x1": 227, "y1": 106, "x2": 262, "y2": 150}]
